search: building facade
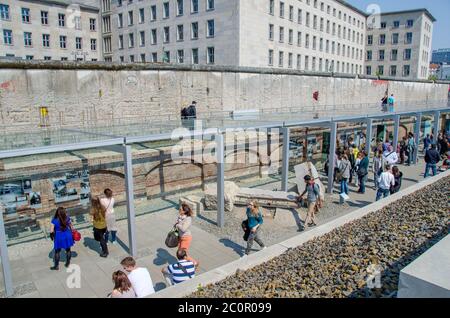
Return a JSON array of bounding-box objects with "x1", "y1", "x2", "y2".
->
[
  {"x1": 0, "y1": 0, "x2": 101, "y2": 61},
  {"x1": 431, "y1": 48, "x2": 450, "y2": 64},
  {"x1": 364, "y1": 9, "x2": 435, "y2": 80},
  {"x1": 101, "y1": 0, "x2": 367, "y2": 74}
]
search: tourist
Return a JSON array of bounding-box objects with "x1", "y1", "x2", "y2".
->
[
  {"x1": 120, "y1": 257, "x2": 155, "y2": 298},
  {"x1": 243, "y1": 201, "x2": 266, "y2": 255},
  {"x1": 338, "y1": 154, "x2": 351, "y2": 195},
  {"x1": 357, "y1": 151, "x2": 369, "y2": 194},
  {"x1": 101, "y1": 188, "x2": 117, "y2": 244},
  {"x1": 187, "y1": 101, "x2": 197, "y2": 119},
  {"x1": 438, "y1": 133, "x2": 449, "y2": 157},
  {"x1": 372, "y1": 150, "x2": 384, "y2": 190},
  {"x1": 390, "y1": 166, "x2": 403, "y2": 195},
  {"x1": 381, "y1": 92, "x2": 388, "y2": 112},
  {"x1": 91, "y1": 196, "x2": 108, "y2": 258},
  {"x1": 406, "y1": 132, "x2": 416, "y2": 166},
  {"x1": 424, "y1": 144, "x2": 440, "y2": 178},
  {"x1": 49, "y1": 207, "x2": 74, "y2": 270},
  {"x1": 388, "y1": 94, "x2": 395, "y2": 113},
  {"x1": 383, "y1": 145, "x2": 398, "y2": 166},
  {"x1": 423, "y1": 134, "x2": 431, "y2": 153},
  {"x1": 161, "y1": 249, "x2": 196, "y2": 286},
  {"x1": 399, "y1": 136, "x2": 407, "y2": 164},
  {"x1": 110, "y1": 270, "x2": 137, "y2": 298},
  {"x1": 376, "y1": 165, "x2": 395, "y2": 201},
  {"x1": 300, "y1": 175, "x2": 321, "y2": 228},
  {"x1": 176, "y1": 202, "x2": 194, "y2": 253}
]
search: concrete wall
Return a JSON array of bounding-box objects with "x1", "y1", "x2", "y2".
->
[{"x1": 0, "y1": 61, "x2": 448, "y2": 131}]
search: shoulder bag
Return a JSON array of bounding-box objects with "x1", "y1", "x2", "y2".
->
[{"x1": 165, "y1": 226, "x2": 179, "y2": 248}]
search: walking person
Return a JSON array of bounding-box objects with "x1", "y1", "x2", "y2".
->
[
  {"x1": 91, "y1": 197, "x2": 108, "y2": 258},
  {"x1": 243, "y1": 201, "x2": 265, "y2": 256},
  {"x1": 161, "y1": 249, "x2": 196, "y2": 286},
  {"x1": 406, "y1": 132, "x2": 416, "y2": 166},
  {"x1": 357, "y1": 151, "x2": 370, "y2": 194},
  {"x1": 110, "y1": 271, "x2": 137, "y2": 298},
  {"x1": 390, "y1": 166, "x2": 403, "y2": 195},
  {"x1": 424, "y1": 144, "x2": 440, "y2": 178},
  {"x1": 101, "y1": 188, "x2": 117, "y2": 244},
  {"x1": 388, "y1": 94, "x2": 395, "y2": 113},
  {"x1": 399, "y1": 137, "x2": 407, "y2": 164},
  {"x1": 300, "y1": 175, "x2": 322, "y2": 228},
  {"x1": 49, "y1": 207, "x2": 74, "y2": 270},
  {"x1": 423, "y1": 134, "x2": 431, "y2": 154},
  {"x1": 381, "y1": 92, "x2": 388, "y2": 112},
  {"x1": 338, "y1": 154, "x2": 351, "y2": 195},
  {"x1": 176, "y1": 202, "x2": 194, "y2": 254},
  {"x1": 376, "y1": 165, "x2": 395, "y2": 201},
  {"x1": 372, "y1": 150, "x2": 384, "y2": 190},
  {"x1": 120, "y1": 257, "x2": 155, "y2": 298}
]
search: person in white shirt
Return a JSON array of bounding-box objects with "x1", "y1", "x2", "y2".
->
[
  {"x1": 383, "y1": 146, "x2": 398, "y2": 166},
  {"x1": 100, "y1": 188, "x2": 117, "y2": 244},
  {"x1": 376, "y1": 165, "x2": 395, "y2": 201},
  {"x1": 120, "y1": 257, "x2": 155, "y2": 298}
]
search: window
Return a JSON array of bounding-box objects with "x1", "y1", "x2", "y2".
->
[
  {"x1": 278, "y1": 51, "x2": 284, "y2": 67},
  {"x1": 60, "y1": 35, "x2": 66, "y2": 48},
  {"x1": 311, "y1": 57, "x2": 316, "y2": 71},
  {"x1": 130, "y1": 55, "x2": 135, "y2": 63},
  {"x1": 314, "y1": 0, "x2": 318, "y2": 8},
  {"x1": 22, "y1": 8, "x2": 30, "y2": 23},
  {"x1": 207, "y1": 47, "x2": 214, "y2": 64},
  {"x1": 407, "y1": 19, "x2": 414, "y2": 28},
  {"x1": 289, "y1": 6, "x2": 293, "y2": 21},
  {"x1": 269, "y1": 24, "x2": 274, "y2": 41},
  {"x1": 298, "y1": 9, "x2": 302, "y2": 24},
  {"x1": 151, "y1": 29, "x2": 157, "y2": 44},
  {"x1": 403, "y1": 65, "x2": 410, "y2": 77},
  {"x1": 319, "y1": 58, "x2": 323, "y2": 71},
  {"x1": 280, "y1": 2, "x2": 284, "y2": 18},
  {"x1": 297, "y1": 32, "x2": 302, "y2": 46},
  {"x1": 207, "y1": 0, "x2": 215, "y2": 11},
  {"x1": 43, "y1": 56, "x2": 51, "y2": 61},
  {"x1": 393, "y1": 21, "x2": 399, "y2": 28},
  {"x1": 139, "y1": 31, "x2": 145, "y2": 46},
  {"x1": 378, "y1": 65, "x2": 384, "y2": 75},
  {"x1": 320, "y1": 18, "x2": 324, "y2": 31},
  {"x1": 191, "y1": 0, "x2": 199, "y2": 13},
  {"x1": 379, "y1": 34, "x2": 385, "y2": 45},
  {"x1": 42, "y1": 34, "x2": 50, "y2": 47},
  {"x1": 152, "y1": 52, "x2": 158, "y2": 63},
  {"x1": 366, "y1": 50, "x2": 372, "y2": 61},
  {"x1": 24, "y1": 32, "x2": 32, "y2": 46},
  {"x1": 0, "y1": 4, "x2": 9, "y2": 20},
  {"x1": 305, "y1": 34, "x2": 309, "y2": 48},
  {"x1": 141, "y1": 54, "x2": 146, "y2": 62},
  {"x1": 405, "y1": 32, "x2": 413, "y2": 44},
  {"x1": 289, "y1": 29, "x2": 293, "y2": 45},
  {"x1": 128, "y1": 33, "x2": 134, "y2": 47},
  {"x1": 177, "y1": 0, "x2": 184, "y2": 15},
  {"x1": 139, "y1": 8, "x2": 145, "y2": 23},
  {"x1": 313, "y1": 36, "x2": 317, "y2": 50},
  {"x1": 163, "y1": 27, "x2": 170, "y2": 43},
  {"x1": 207, "y1": 20, "x2": 214, "y2": 37},
  {"x1": 119, "y1": 35, "x2": 124, "y2": 49},
  {"x1": 177, "y1": 50, "x2": 184, "y2": 63},
  {"x1": 319, "y1": 38, "x2": 323, "y2": 51},
  {"x1": 297, "y1": 54, "x2": 301, "y2": 69},
  {"x1": 391, "y1": 49, "x2": 398, "y2": 61},
  {"x1": 91, "y1": 39, "x2": 97, "y2": 50},
  {"x1": 380, "y1": 22, "x2": 386, "y2": 29},
  {"x1": 404, "y1": 49, "x2": 411, "y2": 60},
  {"x1": 74, "y1": 16, "x2": 81, "y2": 30},
  {"x1": 268, "y1": 49, "x2": 274, "y2": 66},
  {"x1": 192, "y1": 48, "x2": 199, "y2": 64},
  {"x1": 306, "y1": 12, "x2": 310, "y2": 27},
  {"x1": 61, "y1": 57, "x2": 68, "y2": 61},
  {"x1": 118, "y1": 0, "x2": 122, "y2": 6},
  {"x1": 151, "y1": 5, "x2": 157, "y2": 20},
  {"x1": 191, "y1": 22, "x2": 198, "y2": 39},
  {"x1": 41, "y1": 11, "x2": 48, "y2": 25},
  {"x1": 26, "y1": 55, "x2": 34, "y2": 60},
  {"x1": 321, "y1": 2, "x2": 324, "y2": 11},
  {"x1": 366, "y1": 66, "x2": 371, "y2": 75},
  {"x1": 326, "y1": 20, "x2": 330, "y2": 33},
  {"x1": 76, "y1": 37, "x2": 82, "y2": 50},
  {"x1": 304, "y1": 56, "x2": 309, "y2": 71},
  {"x1": 379, "y1": 50, "x2": 384, "y2": 61},
  {"x1": 392, "y1": 33, "x2": 399, "y2": 45},
  {"x1": 390, "y1": 65, "x2": 397, "y2": 77},
  {"x1": 120, "y1": 56, "x2": 124, "y2": 62},
  {"x1": 88, "y1": 18, "x2": 96, "y2": 31},
  {"x1": 57, "y1": 14, "x2": 66, "y2": 28},
  {"x1": 313, "y1": 15, "x2": 317, "y2": 30},
  {"x1": 118, "y1": 13, "x2": 123, "y2": 28},
  {"x1": 163, "y1": 2, "x2": 170, "y2": 18},
  {"x1": 128, "y1": 11, "x2": 134, "y2": 25},
  {"x1": 269, "y1": 0, "x2": 274, "y2": 15},
  {"x1": 279, "y1": 27, "x2": 284, "y2": 43},
  {"x1": 177, "y1": 25, "x2": 184, "y2": 41}
]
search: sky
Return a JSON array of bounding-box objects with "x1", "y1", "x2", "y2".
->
[{"x1": 346, "y1": 0, "x2": 450, "y2": 51}]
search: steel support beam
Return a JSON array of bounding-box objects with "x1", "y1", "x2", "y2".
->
[
  {"x1": 433, "y1": 111, "x2": 441, "y2": 142},
  {"x1": 123, "y1": 145, "x2": 137, "y2": 257},
  {"x1": 413, "y1": 113, "x2": 422, "y2": 165},
  {"x1": 216, "y1": 134, "x2": 225, "y2": 228},
  {"x1": 393, "y1": 114, "x2": 400, "y2": 150},
  {"x1": 327, "y1": 122, "x2": 338, "y2": 194},
  {"x1": 281, "y1": 127, "x2": 290, "y2": 192},
  {"x1": 365, "y1": 118, "x2": 373, "y2": 155},
  {"x1": 0, "y1": 204, "x2": 14, "y2": 297}
]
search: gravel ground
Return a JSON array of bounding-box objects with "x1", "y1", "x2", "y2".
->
[{"x1": 190, "y1": 176, "x2": 449, "y2": 298}]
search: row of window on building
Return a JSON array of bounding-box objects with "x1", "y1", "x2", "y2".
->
[
  {"x1": 117, "y1": 21, "x2": 214, "y2": 49},
  {"x1": 2, "y1": 30, "x2": 96, "y2": 50},
  {"x1": 372, "y1": 19, "x2": 415, "y2": 30},
  {"x1": 268, "y1": 49, "x2": 363, "y2": 74},
  {"x1": 116, "y1": 0, "x2": 214, "y2": 20},
  {"x1": 366, "y1": 49, "x2": 413, "y2": 61},
  {"x1": 367, "y1": 33, "x2": 414, "y2": 46},
  {"x1": 2, "y1": 55, "x2": 97, "y2": 61},
  {"x1": 118, "y1": 46, "x2": 215, "y2": 64},
  {"x1": 0, "y1": 4, "x2": 96, "y2": 31},
  {"x1": 269, "y1": 0, "x2": 365, "y2": 30},
  {"x1": 366, "y1": 65, "x2": 411, "y2": 77}
]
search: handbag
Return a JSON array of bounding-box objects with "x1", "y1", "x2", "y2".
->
[
  {"x1": 241, "y1": 220, "x2": 250, "y2": 242},
  {"x1": 165, "y1": 227, "x2": 179, "y2": 248},
  {"x1": 357, "y1": 166, "x2": 367, "y2": 177},
  {"x1": 72, "y1": 229, "x2": 81, "y2": 241}
]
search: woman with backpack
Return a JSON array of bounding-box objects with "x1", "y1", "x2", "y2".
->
[
  {"x1": 300, "y1": 175, "x2": 322, "y2": 228},
  {"x1": 243, "y1": 201, "x2": 265, "y2": 256},
  {"x1": 91, "y1": 196, "x2": 108, "y2": 258},
  {"x1": 49, "y1": 207, "x2": 74, "y2": 270}
]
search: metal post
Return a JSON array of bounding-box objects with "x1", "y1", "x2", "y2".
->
[
  {"x1": 123, "y1": 145, "x2": 137, "y2": 257},
  {"x1": 393, "y1": 114, "x2": 400, "y2": 150},
  {"x1": 327, "y1": 122, "x2": 337, "y2": 194},
  {"x1": 414, "y1": 113, "x2": 422, "y2": 165},
  {"x1": 0, "y1": 204, "x2": 14, "y2": 297},
  {"x1": 216, "y1": 134, "x2": 225, "y2": 228},
  {"x1": 281, "y1": 127, "x2": 290, "y2": 192},
  {"x1": 433, "y1": 111, "x2": 441, "y2": 143},
  {"x1": 365, "y1": 118, "x2": 373, "y2": 155}
]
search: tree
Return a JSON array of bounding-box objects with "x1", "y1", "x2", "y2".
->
[{"x1": 428, "y1": 74, "x2": 438, "y2": 81}]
